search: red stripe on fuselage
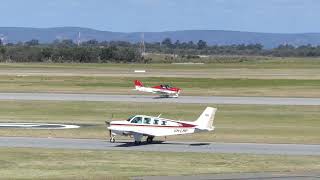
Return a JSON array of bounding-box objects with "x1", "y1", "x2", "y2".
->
[
  {"x1": 111, "y1": 123, "x2": 195, "y2": 128},
  {"x1": 152, "y1": 86, "x2": 181, "y2": 92}
]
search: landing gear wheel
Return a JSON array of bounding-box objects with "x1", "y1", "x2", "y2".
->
[
  {"x1": 110, "y1": 137, "x2": 115, "y2": 143},
  {"x1": 146, "y1": 136, "x2": 154, "y2": 144},
  {"x1": 134, "y1": 141, "x2": 141, "y2": 145}
]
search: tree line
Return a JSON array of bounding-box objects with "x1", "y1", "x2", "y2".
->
[
  {"x1": 0, "y1": 39, "x2": 147, "y2": 63},
  {"x1": 0, "y1": 38, "x2": 320, "y2": 63},
  {"x1": 151, "y1": 38, "x2": 320, "y2": 57}
]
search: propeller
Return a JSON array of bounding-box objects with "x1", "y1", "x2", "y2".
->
[
  {"x1": 105, "y1": 121, "x2": 111, "y2": 137},
  {"x1": 105, "y1": 121, "x2": 110, "y2": 126}
]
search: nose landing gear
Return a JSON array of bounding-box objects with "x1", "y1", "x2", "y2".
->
[
  {"x1": 110, "y1": 135, "x2": 115, "y2": 143},
  {"x1": 109, "y1": 130, "x2": 116, "y2": 143}
]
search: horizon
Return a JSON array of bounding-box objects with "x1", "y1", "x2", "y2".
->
[
  {"x1": 1, "y1": 26, "x2": 320, "y2": 34},
  {"x1": 0, "y1": 0, "x2": 319, "y2": 33}
]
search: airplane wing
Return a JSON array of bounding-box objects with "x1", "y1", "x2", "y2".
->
[
  {"x1": 152, "y1": 89, "x2": 176, "y2": 95},
  {"x1": 126, "y1": 129, "x2": 158, "y2": 137}
]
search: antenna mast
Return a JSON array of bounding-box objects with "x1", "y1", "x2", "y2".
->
[
  {"x1": 140, "y1": 32, "x2": 146, "y2": 57},
  {"x1": 77, "y1": 32, "x2": 81, "y2": 46},
  {"x1": 0, "y1": 34, "x2": 6, "y2": 46}
]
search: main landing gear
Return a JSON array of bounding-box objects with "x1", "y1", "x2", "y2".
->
[
  {"x1": 134, "y1": 136, "x2": 154, "y2": 145},
  {"x1": 146, "y1": 136, "x2": 154, "y2": 144}
]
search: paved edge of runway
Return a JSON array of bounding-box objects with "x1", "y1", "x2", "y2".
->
[
  {"x1": 1, "y1": 92, "x2": 320, "y2": 105},
  {"x1": 0, "y1": 137, "x2": 320, "y2": 156},
  {"x1": 132, "y1": 172, "x2": 320, "y2": 180}
]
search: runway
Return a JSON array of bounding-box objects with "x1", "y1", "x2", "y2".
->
[
  {"x1": 133, "y1": 172, "x2": 320, "y2": 180},
  {"x1": 1, "y1": 92, "x2": 320, "y2": 105},
  {"x1": 0, "y1": 137, "x2": 319, "y2": 155}
]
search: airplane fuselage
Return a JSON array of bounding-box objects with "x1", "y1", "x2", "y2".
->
[
  {"x1": 133, "y1": 80, "x2": 181, "y2": 98},
  {"x1": 135, "y1": 86, "x2": 180, "y2": 97},
  {"x1": 107, "y1": 107, "x2": 216, "y2": 144},
  {"x1": 109, "y1": 119, "x2": 201, "y2": 137}
]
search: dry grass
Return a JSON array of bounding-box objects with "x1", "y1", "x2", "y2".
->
[
  {"x1": 0, "y1": 147, "x2": 319, "y2": 179},
  {"x1": 1, "y1": 60, "x2": 320, "y2": 79},
  {"x1": 0, "y1": 76, "x2": 320, "y2": 97}
]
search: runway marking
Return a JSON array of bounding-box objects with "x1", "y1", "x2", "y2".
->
[
  {"x1": 0, "y1": 123, "x2": 80, "y2": 129},
  {"x1": 134, "y1": 70, "x2": 146, "y2": 73}
]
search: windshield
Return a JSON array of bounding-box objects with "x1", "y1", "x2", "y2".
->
[
  {"x1": 126, "y1": 116, "x2": 135, "y2": 121},
  {"x1": 161, "y1": 84, "x2": 172, "y2": 89}
]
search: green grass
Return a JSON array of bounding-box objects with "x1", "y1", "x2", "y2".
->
[
  {"x1": 1, "y1": 75, "x2": 320, "y2": 97},
  {"x1": 0, "y1": 148, "x2": 319, "y2": 179},
  {"x1": 1, "y1": 59, "x2": 320, "y2": 80},
  {"x1": 2, "y1": 57, "x2": 320, "y2": 69},
  {"x1": 0, "y1": 100, "x2": 319, "y2": 144}
]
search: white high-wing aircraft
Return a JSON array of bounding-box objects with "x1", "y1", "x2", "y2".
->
[
  {"x1": 133, "y1": 80, "x2": 181, "y2": 98},
  {"x1": 106, "y1": 107, "x2": 217, "y2": 144}
]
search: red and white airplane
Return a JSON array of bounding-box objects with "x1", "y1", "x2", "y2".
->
[
  {"x1": 133, "y1": 80, "x2": 181, "y2": 98},
  {"x1": 106, "y1": 107, "x2": 217, "y2": 144}
]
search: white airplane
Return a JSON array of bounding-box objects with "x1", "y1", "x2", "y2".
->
[
  {"x1": 106, "y1": 107, "x2": 217, "y2": 144},
  {"x1": 133, "y1": 80, "x2": 181, "y2": 98}
]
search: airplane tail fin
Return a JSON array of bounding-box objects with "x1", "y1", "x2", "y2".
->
[
  {"x1": 194, "y1": 107, "x2": 217, "y2": 131},
  {"x1": 134, "y1": 80, "x2": 144, "y2": 88}
]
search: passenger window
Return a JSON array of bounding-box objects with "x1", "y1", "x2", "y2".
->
[
  {"x1": 153, "y1": 119, "x2": 159, "y2": 125},
  {"x1": 131, "y1": 117, "x2": 142, "y2": 124},
  {"x1": 161, "y1": 121, "x2": 167, "y2": 125},
  {"x1": 143, "y1": 118, "x2": 151, "y2": 124}
]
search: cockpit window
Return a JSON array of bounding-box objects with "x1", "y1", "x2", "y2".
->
[
  {"x1": 161, "y1": 85, "x2": 171, "y2": 89},
  {"x1": 131, "y1": 116, "x2": 142, "y2": 124},
  {"x1": 143, "y1": 118, "x2": 151, "y2": 124}
]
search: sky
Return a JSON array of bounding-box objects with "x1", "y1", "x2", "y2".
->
[{"x1": 0, "y1": 0, "x2": 319, "y2": 33}]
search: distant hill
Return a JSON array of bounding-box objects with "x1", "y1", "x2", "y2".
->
[{"x1": 1, "y1": 27, "x2": 320, "y2": 48}]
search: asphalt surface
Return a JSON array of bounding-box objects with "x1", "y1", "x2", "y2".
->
[
  {"x1": 132, "y1": 172, "x2": 320, "y2": 180},
  {"x1": 0, "y1": 137, "x2": 320, "y2": 156},
  {"x1": 1, "y1": 92, "x2": 320, "y2": 105}
]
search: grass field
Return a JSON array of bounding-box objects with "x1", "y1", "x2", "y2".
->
[
  {"x1": 0, "y1": 100, "x2": 319, "y2": 144},
  {"x1": 1, "y1": 75, "x2": 320, "y2": 97},
  {"x1": 1, "y1": 59, "x2": 320, "y2": 80},
  {"x1": 0, "y1": 147, "x2": 319, "y2": 179},
  {"x1": 2, "y1": 57, "x2": 320, "y2": 69}
]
